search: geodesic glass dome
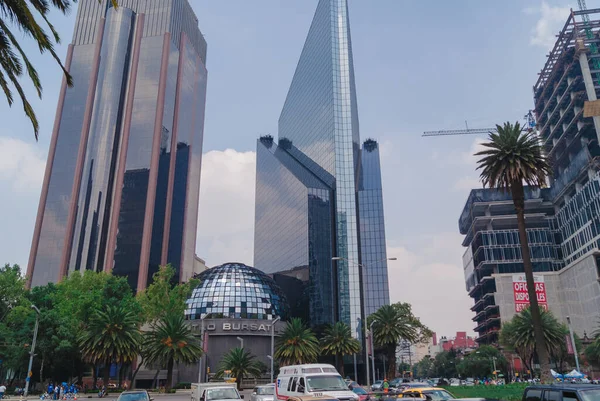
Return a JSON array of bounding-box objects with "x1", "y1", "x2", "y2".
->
[{"x1": 184, "y1": 262, "x2": 289, "y2": 320}]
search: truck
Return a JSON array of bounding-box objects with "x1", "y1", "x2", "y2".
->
[{"x1": 191, "y1": 382, "x2": 243, "y2": 401}]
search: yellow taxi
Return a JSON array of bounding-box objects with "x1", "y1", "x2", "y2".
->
[{"x1": 398, "y1": 387, "x2": 457, "y2": 401}]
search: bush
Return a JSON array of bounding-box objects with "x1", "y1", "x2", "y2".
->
[{"x1": 174, "y1": 383, "x2": 192, "y2": 389}]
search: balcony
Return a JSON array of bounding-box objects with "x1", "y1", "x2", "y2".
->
[{"x1": 549, "y1": 146, "x2": 592, "y2": 201}]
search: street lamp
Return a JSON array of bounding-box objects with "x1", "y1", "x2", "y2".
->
[
  {"x1": 331, "y1": 256, "x2": 396, "y2": 387},
  {"x1": 237, "y1": 337, "x2": 244, "y2": 349},
  {"x1": 270, "y1": 317, "x2": 281, "y2": 382},
  {"x1": 198, "y1": 315, "x2": 206, "y2": 384},
  {"x1": 567, "y1": 316, "x2": 581, "y2": 372},
  {"x1": 369, "y1": 321, "x2": 377, "y2": 383},
  {"x1": 24, "y1": 305, "x2": 40, "y2": 397}
]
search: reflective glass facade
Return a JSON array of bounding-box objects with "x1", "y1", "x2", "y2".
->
[
  {"x1": 28, "y1": 0, "x2": 207, "y2": 291},
  {"x1": 358, "y1": 140, "x2": 390, "y2": 316},
  {"x1": 185, "y1": 262, "x2": 289, "y2": 321},
  {"x1": 254, "y1": 0, "x2": 389, "y2": 332}
]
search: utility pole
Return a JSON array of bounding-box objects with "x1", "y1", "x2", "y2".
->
[
  {"x1": 270, "y1": 317, "x2": 280, "y2": 383},
  {"x1": 24, "y1": 305, "x2": 40, "y2": 397},
  {"x1": 567, "y1": 316, "x2": 581, "y2": 372}
]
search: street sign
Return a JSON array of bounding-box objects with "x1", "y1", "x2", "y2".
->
[
  {"x1": 28, "y1": 371, "x2": 33, "y2": 377},
  {"x1": 26, "y1": 377, "x2": 30, "y2": 382}
]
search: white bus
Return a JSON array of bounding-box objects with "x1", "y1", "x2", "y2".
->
[{"x1": 276, "y1": 364, "x2": 358, "y2": 401}]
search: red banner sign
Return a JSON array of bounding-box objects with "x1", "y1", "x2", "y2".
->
[{"x1": 513, "y1": 275, "x2": 548, "y2": 312}]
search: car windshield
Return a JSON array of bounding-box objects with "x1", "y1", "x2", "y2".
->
[
  {"x1": 118, "y1": 393, "x2": 148, "y2": 401},
  {"x1": 581, "y1": 390, "x2": 600, "y2": 401},
  {"x1": 352, "y1": 387, "x2": 367, "y2": 395},
  {"x1": 306, "y1": 375, "x2": 349, "y2": 391},
  {"x1": 256, "y1": 387, "x2": 274, "y2": 395},
  {"x1": 423, "y1": 390, "x2": 455, "y2": 401},
  {"x1": 206, "y1": 389, "x2": 240, "y2": 400}
]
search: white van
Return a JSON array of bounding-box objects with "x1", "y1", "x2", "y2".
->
[{"x1": 276, "y1": 364, "x2": 358, "y2": 401}]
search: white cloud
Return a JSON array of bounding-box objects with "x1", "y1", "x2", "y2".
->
[
  {"x1": 387, "y1": 233, "x2": 476, "y2": 337},
  {"x1": 526, "y1": 2, "x2": 571, "y2": 49},
  {"x1": 196, "y1": 149, "x2": 256, "y2": 266},
  {"x1": 0, "y1": 137, "x2": 46, "y2": 192}
]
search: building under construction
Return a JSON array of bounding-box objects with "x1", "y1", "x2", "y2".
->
[{"x1": 459, "y1": 7, "x2": 600, "y2": 345}]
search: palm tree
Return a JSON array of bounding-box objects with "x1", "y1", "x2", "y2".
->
[
  {"x1": 275, "y1": 318, "x2": 320, "y2": 366},
  {"x1": 475, "y1": 121, "x2": 552, "y2": 381},
  {"x1": 143, "y1": 314, "x2": 203, "y2": 390},
  {"x1": 78, "y1": 305, "x2": 141, "y2": 387},
  {"x1": 320, "y1": 322, "x2": 361, "y2": 377},
  {"x1": 218, "y1": 348, "x2": 262, "y2": 390},
  {"x1": 370, "y1": 303, "x2": 429, "y2": 380},
  {"x1": 499, "y1": 308, "x2": 566, "y2": 373},
  {"x1": 0, "y1": 0, "x2": 118, "y2": 139}
]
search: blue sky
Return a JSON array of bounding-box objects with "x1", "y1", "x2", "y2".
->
[{"x1": 0, "y1": 0, "x2": 587, "y2": 337}]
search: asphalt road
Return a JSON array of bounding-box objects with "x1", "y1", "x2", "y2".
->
[{"x1": 8, "y1": 389, "x2": 255, "y2": 401}]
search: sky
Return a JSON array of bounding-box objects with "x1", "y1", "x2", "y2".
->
[{"x1": 0, "y1": 0, "x2": 589, "y2": 339}]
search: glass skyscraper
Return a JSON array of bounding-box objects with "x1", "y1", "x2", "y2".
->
[
  {"x1": 27, "y1": 0, "x2": 207, "y2": 292},
  {"x1": 254, "y1": 0, "x2": 390, "y2": 333}
]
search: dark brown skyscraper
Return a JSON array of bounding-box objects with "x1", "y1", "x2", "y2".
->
[{"x1": 27, "y1": 0, "x2": 208, "y2": 291}]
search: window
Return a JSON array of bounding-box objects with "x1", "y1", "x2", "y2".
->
[
  {"x1": 298, "y1": 378, "x2": 306, "y2": 393},
  {"x1": 562, "y1": 392, "x2": 579, "y2": 401},
  {"x1": 526, "y1": 389, "x2": 543, "y2": 401},
  {"x1": 544, "y1": 391, "x2": 561, "y2": 401}
]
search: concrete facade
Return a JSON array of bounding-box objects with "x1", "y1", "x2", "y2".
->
[{"x1": 491, "y1": 251, "x2": 600, "y2": 336}]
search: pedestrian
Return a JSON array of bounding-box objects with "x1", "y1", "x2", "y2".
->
[
  {"x1": 54, "y1": 385, "x2": 60, "y2": 400},
  {"x1": 383, "y1": 379, "x2": 389, "y2": 394},
  {"x1": 0, "y1": 383, "x2": 6, "y2": 400}
]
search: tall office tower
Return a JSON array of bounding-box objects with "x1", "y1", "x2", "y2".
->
[
  {"x1": 459, "y1": 8, "x2": 600, "y2": 342},
  {"x1": 254, "y1": 0, "x2": 390, "y2": 334},
  {"x1": 27, "y1": 0, "x2": 208, "y2": 291}
]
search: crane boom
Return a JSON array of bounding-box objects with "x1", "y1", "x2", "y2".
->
[{"x1": 422, "y1": 128, "x2": 495, "y2": 137}]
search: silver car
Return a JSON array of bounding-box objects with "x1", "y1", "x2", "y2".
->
[{"x1": 250, "y1": 385, "x2": 275, "y2": 401}]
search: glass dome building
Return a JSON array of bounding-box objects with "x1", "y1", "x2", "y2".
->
[{"x1": 185, "y1": 262, "x2": 289, "y2": 320}]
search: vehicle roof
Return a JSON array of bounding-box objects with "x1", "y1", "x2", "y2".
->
[
  {"x1": 288, "y1": 397, "x2": 339, "y2": 401},
  {"x1": 256, "y1": 384, "x2": 275, "y2": 387},
  {"x1": 403, "y1": 387, "x2": 446, "y2": 392},
  {"x1": 279, "y1": 364, "x2": 339, "y2": 376},
  {"x1": 526, "y1": 384, "x2": 599, "y2": 390}
]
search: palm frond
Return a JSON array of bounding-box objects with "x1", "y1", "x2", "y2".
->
[{"x1": 475, "y1": 121, "x2": 551, "y2": 192}]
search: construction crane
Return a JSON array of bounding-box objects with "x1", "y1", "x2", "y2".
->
[
  {"x1": 422, "y1": 110, "x2": 536, "y2": 137},
  {"x1": 578, "y1": 0, "x2": 600, "y2": 86}
]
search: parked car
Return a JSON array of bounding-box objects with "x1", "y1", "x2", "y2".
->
[
  {"x1": 522, "y1": 384, "x2": 600, "y2": 401},
  {"x1": 371, "y1": 381, "x2": 383, "y2": 391},
  {"x1": 250, "y1": 385, "x2": 275, "y2": 401},
  {"x1": 398, "y1": 387, "x2": 484, "y2": 401},
  {"x1": 116, "y1": 391, "x2": 152, "y2": 401},
  {"x1": 351, "y1": 386, "x2": 370, "y2": 401}
]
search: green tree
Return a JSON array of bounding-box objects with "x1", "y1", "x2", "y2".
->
[
  {"x1": 79, "y1": 305, "x2": 141, "y2": 387},
  {"x1": 475, "y1": 122, "x2": 552, "y2": 381},
  {"x1": 369, "y1": 303, "x2": 431, "y2": 380},
  {"x1": 0, "y1": 263, "x2": 27, "y2": 321},
  {"x1": 499, "y1": 308, "x2": 565, "y2": 375},
  {"x1": 431, "y1": 349, "x2": 458, "y2": 379},
  {"x1": 275, "y1": 318, "x2": 320, "y2": 366},
  {"x1": 457, "y1": 345, "x2": 507, "y2": 378},
  {"x1": 320, "y1": 321, "x2": 360, "y2": 377},
  {"x1": 413, "y1": 357, "x2": 433, "y2": 379},
  {"x1": 0, "y1": 0, "x2": 118, "y2": 138},
  {"x1": 143, "y1": 314, "x2": 202, "y2": 390},
  {"x1": 137, "y1": 264, "x2": 199, "y2": 322},
  {"x1": 218, "y1": 348, "x2": 262, "y2": 390}
]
